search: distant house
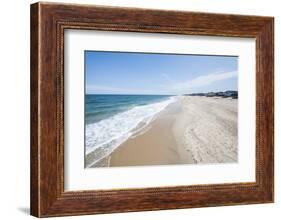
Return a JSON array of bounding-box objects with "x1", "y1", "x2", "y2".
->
[
  {"x1": 215, "y1": 92, "x2": 224, "y2": 97},
  {"x1": 223, "y1": 90, "x2": 238, "y2": 98},
  {"x1": 206, "y1": 92, "x2": 216, "y2": 97},
  {"x1": 186, "y1": 90, "x2": 238, "y2": 99},
  {"x1": 186, "y1": 93, "x2": 205, "y2": 96}
]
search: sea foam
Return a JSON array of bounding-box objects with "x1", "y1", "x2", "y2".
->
[{"x1": 85, "y1": 97, "x2": 176, "y2": 167}]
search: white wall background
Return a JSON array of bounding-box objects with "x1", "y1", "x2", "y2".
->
[{"x1": 0, "y1": 0, "x2": 279, "y2": 219}]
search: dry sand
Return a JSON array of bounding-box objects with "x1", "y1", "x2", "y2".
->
[
  {"x1": 91, "y1": 96, "x2": 238, "y2": 167},
  {"x1": 173, "y1": 96, "x2": 238, "y2": 164}
]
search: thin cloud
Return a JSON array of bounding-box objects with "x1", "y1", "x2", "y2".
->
[
  {"x1": 162, "y1": 73, "x2": 174, "y2": 84},
  {"x1": 87, "y1": 71, "x2": 237, "y2": 95},
  {"x1": 86, "y1": 84, "x2": 163, "y2": 95},
  {"x1": 86, "y1": 85, "x2": 129, "y2": 93},
  {"x1": 172, "y1": 71, "x2": 237, "y2": 93}
]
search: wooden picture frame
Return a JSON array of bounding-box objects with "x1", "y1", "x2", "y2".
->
[{"x1": 30, "y1": 2, "x2": 274, "y2": 217}]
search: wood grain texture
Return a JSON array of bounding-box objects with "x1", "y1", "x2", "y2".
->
[
  {"x1": 30, "y1": 2, "x2": 274, "y2": 217},
  {"x1": 30, "y1": 3, "x2": 40, "y2": 217}
]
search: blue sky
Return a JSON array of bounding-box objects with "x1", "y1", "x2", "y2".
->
[{"x1": 85, "y1": 51, "x2": 238, "y2": 95}]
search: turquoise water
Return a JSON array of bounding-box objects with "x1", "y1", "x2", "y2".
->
[
  {"x1": 85, "y1": 94, "x2": 176, "y2": 166},
  {"x1": 85, "y1": 94, "x2": 172, "y2": 124}
]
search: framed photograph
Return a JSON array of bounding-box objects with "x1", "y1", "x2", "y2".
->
[{"x1": 30, "y1": 2, "x2": 274, "y2": 217}]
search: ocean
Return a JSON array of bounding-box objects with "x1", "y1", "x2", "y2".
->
[{"x1": 85, "y1": 94, "x2": 176, "y2": 166}]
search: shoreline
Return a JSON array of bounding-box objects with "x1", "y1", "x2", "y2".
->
[
  {"x1": 87, "y1": 96, "x2": 238, "y2": 168},
  {"x1": 108, "y1": 98, "x2": 194, "y2": 167}
]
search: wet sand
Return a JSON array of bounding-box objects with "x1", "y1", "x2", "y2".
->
[{"x1": 94, "y1": 96, "x2": 238, "y2": 167}]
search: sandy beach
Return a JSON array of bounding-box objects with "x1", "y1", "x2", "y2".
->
[{"x1": 87, "y1": 96, "x2": 238, "y2": 167}]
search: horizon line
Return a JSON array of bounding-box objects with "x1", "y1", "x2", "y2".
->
[{"x1": 85, "y1": 93, "x2": 176, "y2": 96}]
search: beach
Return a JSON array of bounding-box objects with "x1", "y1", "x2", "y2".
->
[{"x1": 86, "y1": 96, "x2": 238, "y2": 167}]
